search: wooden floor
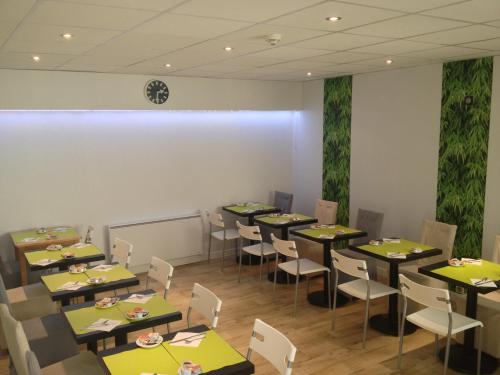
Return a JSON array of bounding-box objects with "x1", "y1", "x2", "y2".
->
[{"x1": 1, "y1": 259, "x2": 466, "y2": 374}]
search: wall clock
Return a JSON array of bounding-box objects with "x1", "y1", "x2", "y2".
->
[{"x1": 144, "y1": 79, "x2": 169, "y2": 104}]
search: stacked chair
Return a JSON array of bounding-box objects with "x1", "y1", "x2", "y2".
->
[{"x1": 206, "y1": 211, "x2": 240, "y2": 270}]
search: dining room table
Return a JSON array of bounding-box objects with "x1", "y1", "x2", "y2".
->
[
  {"x1": 419, "y1": 259, "x2": 500, "y2": 374},
  {"x1": 10, "y1": 226, "x2": 81, "y2": 285},
  {"x1": 348, "y1": 238, "x2": 442, "y2": 336},
  {"x1": 254, "y1": 213, "x2": 317, "y2": 284},
  {"x1": 99, "y1": 324, "x2": 255, "y2": 375},
  {"x1": 290, "y1": 224, "x2": 367, "y2": 308},
  {"x1": 223, "y1": 202, "x2": 280, "y2": 264},
  {"x1": 41, "y1": 264, "x2": 139, "y2": 306},
  {"x1": 25, "y1": 243, "x2": 105, "y2": 272},
  {"x1": 62, "y1": 289, "x2": 182, "y2": 353}
]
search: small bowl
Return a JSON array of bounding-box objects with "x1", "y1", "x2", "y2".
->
[
  {"x1": 69, "y1": 263, "x2": 87, "y2": 273},
  {"x1": 410, "y1": 247, "x2": 423, "y2": 254},
  {"x1": 87, "y1": 276, "x2": 106, "y2": 285},
  {"x1": 36, "y1": 228, "x2": 47, "y2": 234},
  {"x1": 127, "y1": 308, "x2": 150, "y2": 320},
  {"x1": 95, "y1": 297, "x2": 118, "y2": 309},
  {"x1": 47, "y1": 244, "x2": 63, "y2": 251},
  {"x1": 61, "y1": 252, "x2": 75, "y2": 259},
  {"x1": 448, "y1": 258, "x2": 464, "y2": 267},
  {"x1": 369, "y1": 240, "x2": 382, "y2": 246}
]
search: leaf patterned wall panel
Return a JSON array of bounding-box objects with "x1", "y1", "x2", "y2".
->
[
  {"x1": 437, "y1": 57, "x2": 493, "y2": 258},
  {"x1": 323, "y1": 76, "x2": 352, "y2": 227}
]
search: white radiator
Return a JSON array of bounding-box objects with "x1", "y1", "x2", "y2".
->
[{"x1": 107, "y1": 211, "x2": 204, "y2": 273}]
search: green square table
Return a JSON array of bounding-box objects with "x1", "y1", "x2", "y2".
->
[
  {"x1": 254, "y1": 213, "x2": 318, "y2": 284},
  {"x1": 348, "y1": 239, "x2": 442, "y2": 336},
  {"x1": 290, "y1": 225, "x2": 367, "y2": 308},
  {"x1": 419, "y1": 260, "x2": 499, "y2": 374},
  {"x1": 10, "y1": 226, "x2": 80, "y2": 285},
  {"x1": 62, "y1": 289, "x2": 182, "y2": 353},
  {"x1": 99, "y1": 325, "x2": 254, "y2": 375},
  {"x1": 25, "y1": 244, "x2": 105, "y2": 272},
  {"x1": 41, "y1": 265, "x2": 139, "y2": 306}
]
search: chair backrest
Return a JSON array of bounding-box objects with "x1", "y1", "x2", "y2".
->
[
  {"x1": 0, "y1": 304, "x2": 30, "y2": 375},
  {"x1": 26, "y1": 351, "x2": 42, "y2": 375},
  {"x1": 351, "y1": 208, "x2": 384, "y2": 246},
  {"x1": 247, "y1": 319, "x2": 297, "y2": 375},
  {"x1": 399, "y1": 274, "x2": 452, "y2": 313},
  {"x1": 0, "y1": 274, "x2": 12, "y2": 312},
  {"x1": 236, "y1": 221, "x2": 262, "y2": 242},
  {"x1": 271, "y1": 233, "x2": 298, "y2": 259},
  {"x1": 331, "y1": 250, "x2": 369, "y2": 280},
  {"x1": 420, "y1": 219, "x2": 457, "y2": 260},
  {"x1": 206, "y1": 211, "x2": 224, "y2": 229},
  {"x1": 187, "y1": 283, "x2": 222, "y2": 329},
  {"x1": 492, "y1": 235, "x2": 500, "y2": 263},
  {"x1": 314, "y1": 199, "x2": 338, "y2": 225},
  {"x1": 274, "y1": 191, "x2": 293, "y2": 214},
  {"x1": 146, "y1": 256, "x2": 174, "y2": 299},
  {"x1": 111, "y1": 237, "x2": 133, "y2": 268},
  {"x1": 84, "y1": 225, "x2": 94, "y2": 244}
]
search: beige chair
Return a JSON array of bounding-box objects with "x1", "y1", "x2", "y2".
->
[
  {"x1": 111, "y1": 237, "x2": 133, "y2": 268},
  {"x1": 187, "y1": 283, "x2": 222, "y2": 329},
  {"x1": 145, "y1": 256, "x2": 174, "y2": 300},
  {"x1": 206, "y1": 211, "x2": 240, "y2": 270},
  {"x1": 295, "y1": 199, "x2": 338, "y2": 264}
]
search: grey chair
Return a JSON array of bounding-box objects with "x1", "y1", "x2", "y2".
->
[
  {"x1": 337, "y1": 208, "x2": 384, "y2": 282},
  {"x1": 274, "y1": 191, "x2": 293, "y2": 214}
]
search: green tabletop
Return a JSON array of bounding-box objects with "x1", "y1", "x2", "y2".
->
[
  {"x1": 358, "y1": 239, "x2": 434, "y2": 258},
  {"x1": 296, "y1": 225, "x2": 362, "y2": 238},
  {"x1": 11, "y1": 226, "x2": 79, "y2": 245},
  {"x1": 65, "y1": 295, "x2": 179, "y2": 335},
  {"x1": 224, "y1": 203, "x2": 276, "y2": 214},
  {"x1": 25, "y1": 244, "x2": 102, "y2": 265},
  {"x1": 103, "y1": 344, "x2": 179, "y2": 375},
  {"x1": 430, "y1": 260, "x2": 500, "y2": 287},
  {"x1": 41, "y1": 265, "x2": 135, "y2": 292},
  {"x1": 256, "y1": 213, "x2": 313, "y2": 225}
]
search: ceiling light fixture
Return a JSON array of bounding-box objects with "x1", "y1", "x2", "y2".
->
[
  {"x1": 165, "y1": 63, "x2": 171, "y2": 68},
  {"x1": 385, "y1": 58, "x2": 393, "y2": 65},
  {"x1": 326, "y1": 16, "x2": 341, "y2": 22},
  {"x1": 32, "y1": 56, "x2": 40, "y2": 62},
  {"x1": 61, "y1": 33, "x2": 73, "y2": 40},
  {"x1": 307, "y1": 72, "x2": 312, "y2": 76},
  {"x1": 224, "y1": 46, "x2": 233, "y2": 51}
]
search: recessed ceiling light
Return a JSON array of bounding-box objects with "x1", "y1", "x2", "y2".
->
[
  {"x1": 224, "y1": 46, "x2": 233, "y2": 51},
  {"x1": 165, "y1": 63, "x2": 171, "y2": 68},
  {"x1": 32, "y1": 56, "x2": 40, "y2": 62},
  {"x1": 385, "y1": 58, "x2": 393, "y2": 65},
  {"x1": 326, "y1": 16, "x2": 341, "y2": 22},
  {"x1": 307, "y1": 72, "x2": 312, "y2": 76},
  {"x1": 61, "y1": 33, "x2": 73, "y2": 40}
]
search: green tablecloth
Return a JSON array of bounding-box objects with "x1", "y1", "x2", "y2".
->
[
  {"x1": 65, "y1": 295, "x2": 178, "y2": 335},
  {"x1": 25, "y1": 244, "x2": 102, "y2": 265},
  {"x1": 257, "y1": 213, "x2": 313, "y2": 224},
  {"x1": 358, "y1": 239, "x2": 434, "y2": 258},
  {"x1": 103, "y1": 330, "x2": 246, "y2": 375},
  {"x1": 41, "y1": 265, "x2": 135, "y2": 292},
  {"x1": 430, "y1": 260, "x2": 500, "y2": 286},
  {"x1": 11, "y1": 227, "x2": 79, "y2": 245},
  {"x1": 297, "y1": 224, "x2": 362, "y2": 238},
  {"x1": 225, "y1": 203, "x2": 276, "y2": 214}
]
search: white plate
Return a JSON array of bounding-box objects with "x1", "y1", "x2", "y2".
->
[
  {"x1": 21, "y1": 237, "x2": 38, "y2": 242},
  {"x1": 126, "y1": 312, "x2": 150, "y2": 321},
  {"x1": 136, "y1": 335, "x2": 163, "y2": 349},
  {"x1": 95, "y1": 301, "x2": 118, "y2": 309},
  {"x1": 87, "y1": 277, "x2": 106, "y2": 285},
  {"x1": 69, "y1": 269, "x2": 86, "y2": 274}
]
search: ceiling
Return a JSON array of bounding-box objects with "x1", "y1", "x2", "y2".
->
[{"x1": 0, "y1": 0, "x2": 499, "y2": 81}]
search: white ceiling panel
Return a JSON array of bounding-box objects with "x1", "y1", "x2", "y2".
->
[
  {"x1": 0, "y1": 0, "x2": 36, "y2": 21},
  {"x1": 58, "y1": 63, "x2": 121, "y2": 72},
  {"x1": 487, "y1": 20, "x2": 500, "y2": 28},
  {"x1": 411, "y1": 25, "x2": 500, "y2": 44},
  {"x1": 349, "y1": 14, "x2": 469, "y2": 38},
  {"x1": 306, "y1": 51, "x2": 383, "y2": 63},
  {"x1": 0, "y1": 51, "x2": 74, "y2": 69},
  {"x1": 460, "y1": 38, "x2": 500, "y2": 51},
  {"x1": 357, "y1": 55, "x2": 436, "y2": 67},
  {"x1": 0, "y1": 19, "x2": 21, "y2": 47},
  {"x1": 62, "y1": 52, "x2": 155, "y2": 67},
  {"x1": 245, "y1": 46, "x2": 331, "y2": 62},
  {"x1": 171, "y1": 0, "x2": 324, "y2": 22},
  {"x1": 422, "y1": 0, "x2": 500, "y2": 23},
  {"x1": 351, "y1": 40, "x2": 440, "y2": 55},
  {"x1": 50, "y1": 0, "x2": 186, "y2": 11},
  {"x1": 268, "y1": 2, "x2": 403, "y2": 32},
  {"x1": 24, "y1": 1, "x2": 158, "y2": 31},
  {"x1": 401, "y1": 45, "x2": 490, "y2": 59},
  {"x1": 339, "y1": 0, "x2": 466, "y2": 12},
  {"x1": 291, "y1": 32, "x2": 390, "y2": 51}
]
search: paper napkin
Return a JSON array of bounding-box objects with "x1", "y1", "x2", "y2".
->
[
  {"x1": 57, "y1": 281, "x2": 86, "y2": 291},
  {"x1": 319, "y1": 234, "x2": 335, "y2": 239},
  {"x1": 383, "y1": 238, "x2": 401, "y2": 244},
  {"x1": 463, "y1": 258, "x2": 482, "y2": 265},
  {"x1": 387, "y1": 252, "x2": 406, "y2": 259},
  {"x1": 52, "y1": 227, "x2": 69, "y2": 232},
  {"x1": 169, "y1": 332, "x2": 205, "y2": 348},
  {"x1": 21, "y1": 237, "x2": 39, "y2": 242},
  {"x1": 33, "y1": 258, "x2": 58, "y2": 266},
  {"x1": 91, "y1": 264, "x2": 114, "y2": 272},
  {"x1": 85, "y1": 319, "x2": 122, "y2": 332},
  {"x1": 70, "y1": 242, "x2": 90, "y2": 249},
  {"x1": 471, "y1": 278, "x2": 497, "y2": 288},
  {"x1": 123, "y1": 293, "x2": 155, "y2": 304}
]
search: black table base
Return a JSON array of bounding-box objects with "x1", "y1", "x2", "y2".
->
[
  {"x1": 307, "y1": 290, "x2": 348, "y2": 308},
  {"x1": 438, "y1": 344, "x2": 498, "y2": 374},
  {"x1": 267, "y1": 270, "x2": 304, "y2": 284},
  {"x1": 370, "y1": 314, "x2": 417, "y2": 336}
]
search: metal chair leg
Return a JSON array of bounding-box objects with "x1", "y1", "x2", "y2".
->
[
  {"x1": 397, "y1": 312, "x2": 406, "y2": 370},
  {"x1": 476, "y1": 326, "x2": 482, "y2": 375},
  {"x1": 259, "y1": 255, "x2": 264, "y2": 282},
  {"x1": 293, "y1": 272, "x2": 299, "y2": 315},
  {"x1": 238, "y1": 247, "x2": 243, "y2": 283},
  {"x1": 272, "y1": 263, "x2": 278, "y2": 302},
  {"x1": 434, "y1": 334, "x2": 439, "y2": 356},
  {"x1": 443, "y1": 334, "x2": 452, "y2": 375},
  {"x1": 207, "y1": 234, "x2": 212, "y2": 263},
  {"x1": 327, "y1": 272, "x2": 332, "y2": 309},
  {"x1": 362, "y1": 299, "x2": 370, "y2": 349},
  {"x1": 331, "y1": 272, "x2": 338, "y2": 331},
  {"x1": 221, "y1": 239, "x2": 226, "y2": 271}
]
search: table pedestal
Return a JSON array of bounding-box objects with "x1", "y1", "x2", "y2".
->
[
  {"x1": 438, "y1": 344, "x2": 498, "y2": 374},
  {"x1": 307, "y1": 290, "x2": 348, "y2": 308},
  {"x1": 267, "y1": 270, "x2": 303, "y2": 284},
  {"x1": 369, "y1": 314, "x2": 416, "y2": 336}
]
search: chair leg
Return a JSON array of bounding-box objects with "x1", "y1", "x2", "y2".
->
[
  {"x1": 362, "y1": 299, "x2": 370, "y2": 349},
  {"x1": 434, "y1": 334, "x2": 439, "y2": 356},
  {"x1": 397, "y1": 314, "x2": 406, "y2": 370},
  {"x1": 443, "y1": 333, "x2": 452, "y2": 375},
  {"x1": 221, "y1": 239, "x2": 226, "y2": 271},
  {"x1": 327, "y1": 272, "x2": 332, "y2": 309},
  {"x1": 208, "y1": 234, "x2": 212, "y2": 263},
  {"x1": 238, "y1": 248, "x2": 243, "y2": 283},
  {"x1": 293, "y1": 273, "x2": 299, "y2": 316},
  {"x1": 272, "y1": 264, "x2": 278, "y2": 302},
  {"x1": 331, "y1": 274, "x2": 338, "y2": 331},
  {"x1": 259, "y1": 255, "x2": 264, "y2": 283},
  {"x1": 476, "y1": 326, "x2": 482, "y2": 375},
  {"x1": 306, "y1": 276, "x2": 310, "y2": 295},
  {"x1": 167, "y1": 323, "x2": 171, "y2": 333}
]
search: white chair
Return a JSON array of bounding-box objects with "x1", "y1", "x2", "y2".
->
[
  {"x1": 236, "y1": 221, "x2": 275, "y2": 283},
  {"x1": 331, "y1": 249, "x2": 399, "y2": 348},
  {"x1": 111, "y1": 237, "x2": 133, "y2": 269},
  {"x1": 492, "y1": 234, "x2": 500, "y2": 263},
  {"x1": 84, "y1": 225, "x2": 94, "y2": 244},
  {"x1": 187, "y1": 283, "x2": 222, "y2": 329},
  {"x1": 271, "y1": 233, "x2": 331, "y2": 313},
  {"x1": 206, "y1": 211, "x2": 240, "y2": 270},
  {"x1": 247, "y1": 319, "x2": 297, "y2": 375},
  {"x1": 398, "y1": 274, "x2": 483, "y2": 375},
  {"x1": 145, "y1": 256, "x2": 174, "y2": 299}
]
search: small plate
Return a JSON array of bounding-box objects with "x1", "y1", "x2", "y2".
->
[
  {"x1": 21, "y1": 237, "x2": 38, "y2": 242},
  {"x1": 136, "y1": 335, "x2": 163, "y2": 348},
  {"x1": 61, "y1": 252, "x2": 76, "y2": 259},
  {"x1": 47, "y1": 244, "x2": 63, "y2": 251},
  {"x1": 410, "y1": 247, "x2": 423, "y2": 254},
  {"x1": 69, "y1": 264, "x2": 87, "y2": 274},
  {"x1": 127, "y1": 312, "x2": 150, "y2": 321},
  {"x1": 87, "y1": 277, "x2": 106, "y2": 285},
  {"x1": 95, "y1": 298, "x2": 119, "y2": 309},
  {"x1": 448, "y1": 258, "x2": 464, "y2": 267}
]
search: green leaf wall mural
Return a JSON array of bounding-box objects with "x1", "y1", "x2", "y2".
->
[
  {"x1": 437, "y1": 57, "x2": 493, "y2": 258},
  {"x1": 323, "y1": 76, "x2": 352, "y2": 228}
]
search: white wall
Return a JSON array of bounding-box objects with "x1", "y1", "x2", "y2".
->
[
  {"x1": 292, "y1": 80, "x2": 324, "y2": 216},
  {"x1": 350, "y1": 65, "x2": 443, "y2": 241},
  {"x1": 0, "y1": 69, "x2": 302, "y2": 110},
  {"x1": 482, "y1": 55, "x2": 500, "y2": 260}
]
